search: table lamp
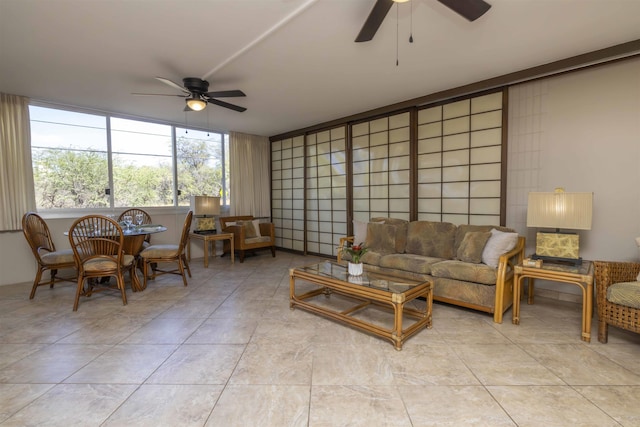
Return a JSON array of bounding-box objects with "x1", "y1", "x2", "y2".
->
[
  {"x1": 191, "y1": 195, "x2": 220, "y2": 235},
  {"x1": 526, "y1": 188, "x2": 593, "y2": 265}
]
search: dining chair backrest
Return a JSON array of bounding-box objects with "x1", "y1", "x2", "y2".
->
[
  {"x1": 68, "y1": 215, "x2": 124, "y2": 265},
  {"x1": 119, "y1": 208, "x2": 153, "y2": 243},
  {"x1": 22, "y1": 212, "x2": 56, "y2": 260},
  {"x1": 178, "y1": 210, "x2": 194, "y2": 253}
]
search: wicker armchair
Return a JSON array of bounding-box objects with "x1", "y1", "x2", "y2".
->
[
  {"x1": 593, "y1": 261, "x2": 640, "y2": 343},
  {"x1": 219, "y1": 215, "x2": 275, "y2": 263}
]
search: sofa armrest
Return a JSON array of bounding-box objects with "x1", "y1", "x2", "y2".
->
[
  {"x1": 493, "y1": 236, "x2": 525, "y2": 323},
  {"x1": 258, "y1": 222, "x2": 275, "y2": 243},
  {"x1": 337, "y1": 236, "x2": 354, "y2": 262}
]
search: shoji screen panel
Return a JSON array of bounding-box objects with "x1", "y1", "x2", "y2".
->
[
  {"x1": 271, "y1": 135, "x2": 305, "y2": 250},
  {"x1": 417, "y1": 91, "x2": 503, "y2": 225},
  {"x1": 306, "y1": 127, "x2": 347, "y2": 257},
  {"x1": 351, "y1": 112, "x2": 411, "y2": 222}
]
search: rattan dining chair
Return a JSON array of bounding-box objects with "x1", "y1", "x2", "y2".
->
[
  {"x1": 140, "y1": 210, "x2": 193, "y2": 288},
  {"x1": 118, "y1": 208, "x2": 153, "y2": 246},
  {"x1": 593, "y1": 261, "x2": 640, "y2": 343},
  {"x1": 68, "y1": 215, "x2": 137, "y2": 311},
  {"x1": 22, "y1": 212, "x2": 77, "y2": 299}
]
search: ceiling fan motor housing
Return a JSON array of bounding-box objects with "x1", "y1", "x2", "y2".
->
[{"x1": 183, "y1": 77, "x2": 209, "y2": 94}]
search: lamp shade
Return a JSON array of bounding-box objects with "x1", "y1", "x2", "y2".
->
[
  {"x1": 186, "y1": 97, "x2": 207, "y2": 111},
  {"x1": 190, "y1": 195, "x2": 220, "y2": 217},
  {"x1": 526, "y1": 190, "x2": 593, "y2": 230}
]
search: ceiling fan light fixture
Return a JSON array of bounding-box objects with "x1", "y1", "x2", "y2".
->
[
  {"x1": 186, "y1": 96, "x2": 207, "y2": 111},
  {"x1": 393, "y1": 0, "x2": 410, "y2": 3}
]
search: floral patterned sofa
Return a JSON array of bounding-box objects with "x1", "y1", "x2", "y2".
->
[{"x1": 338, "y1": 218, "x2": 525, "y2": 323}]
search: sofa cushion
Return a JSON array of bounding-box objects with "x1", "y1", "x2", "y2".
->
[
  {"x1": 353, "y1": 219, "x2": 384, "y2": 247},
  {"x1": 379, "y1": 253, "x2": 445, "y2": 275},
  {"x1": 237, "y1": 220, "x2": 259, "y2": 238},
  {"x1": 360, "y1": 250, "x2": 383, "y2": 266},
  {"x1": 370, "y1": 217, "x2": 408, "y2": 253},
  {"x1": 457, "y1": 231, "x2": 491, "y2": 264},
  {"x1": 454, "y1": 224, "x2": 514, "y2": 255},
  {"x1": 482, "y1": 228, "x2": 519, "y2": 268},
  {"x1": 430, "y1": 260, "x2": 498, "y2": 285},
  {"x1": 405, "y1": 221, "x2": 456, "y2": 259},
  {"x1": 366, "y1": 223, "x2": 398, "y2": 255},
  {"x1": 607, "y1": 281, "x2": 640, "y2": 309}
]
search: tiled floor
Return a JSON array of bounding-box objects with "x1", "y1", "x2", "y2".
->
[{"x1": 1, "y1": 251, "x2": 640, "y2": 426}]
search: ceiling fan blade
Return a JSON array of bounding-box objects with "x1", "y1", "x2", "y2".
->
[
  {"x1": 131, "y1": 92, "x2": 185, "y2": 97},
  {"x1": 205, "y1": 90, "x2": 246, "y2": 98},
  {"x1": 208, "y1": 98, "x2": 247, "y2": 112},
  {"x1": 155, "y1": 76, "x2": 189, "y2": 94},
  {"x1": 437, "y1": 0, "x2": 491, "y2": 22},
  {"x1": 355, "y1": 0, "x2": 394, "y2": 43}
]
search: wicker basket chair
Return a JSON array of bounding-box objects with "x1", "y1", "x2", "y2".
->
[
  {"x1": 68, "y1": 215, "x2": 137, "y2": 311},
  {"x1": 140, "y1": 210, "x2": 193, "y2": 288},
  {"x1": 593, "y1": 261, "x2": 640, "y2": 343},
  {"x1": 22, "y1": 212, "x2": 77, "y2": 299}
]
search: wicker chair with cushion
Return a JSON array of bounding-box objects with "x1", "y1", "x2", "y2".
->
[
  {"x1": 140, "y1": 210, "x2": 193, "y2": 288},
  {"x1": 68, "y1": 215, "x2": 137, "y2": 311},
  {"x1": 22, "y1": 212, "x2": 77, "y2": 299},
  {"x1": 593, "y1": 261, "x2": 640, "y2": 343},
  {"x1": 219, "y1": 215, "x2": 276, "y2": 263}
]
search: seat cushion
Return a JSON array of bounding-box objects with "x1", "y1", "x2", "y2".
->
[
  {"x1": 607, "y1": 281, "x2": 640, "y2": 309},
  {"x1": 379, "y1": 253, "x2": 444, "y2": 275},
  {"x1": 140, "y1": 244, "x2": 180, "y2": 258},
  {"x1": 83, "y1": 254, "x2": 134, "y2": 272},
  {"x1": 430, "y1": 260, "x2": 498, "y2": 285},
  {"x1": 41, "y1": 249, "x2": 75, "y2": 265}
]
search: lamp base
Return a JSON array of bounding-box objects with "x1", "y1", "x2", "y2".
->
[
  {"x1": 531, "y1": 253, "x2": 582, "y2": 266},
  {"x1": 193, "y1": 229, "x2": 217, "y2": 235}
]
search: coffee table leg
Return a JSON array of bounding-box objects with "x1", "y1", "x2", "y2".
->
[{"x1": 393, "y1": 301, "x2": 403, "y2": 350}]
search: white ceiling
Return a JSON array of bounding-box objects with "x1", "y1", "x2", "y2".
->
[{"x1": 2, "y1": 0, "x2": 640, "y2": 137}]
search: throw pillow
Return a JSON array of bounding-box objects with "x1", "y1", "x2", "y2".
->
[
  {"x1": 365, "y1": 222, "x2": 397, "y2": 254},
  {"x1": 353, "y1": 219, "x2": 369, "y2": 246},
  {"x1": 238, "y1": 220, "x2": 258, "y2": 238},
  {"x1": 252, "y1": 219, "x2": 262, "y2": 238},
  {"x1": 457, "y1": 231, "x2": 492, "y2": 264},
  {"x1": 482, "y1": 228, "x2": 519, "y2": 268}
]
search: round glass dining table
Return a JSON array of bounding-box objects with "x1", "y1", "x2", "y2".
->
[{"x1": 122, "y1": 225, "x2": 167, "y2": 256}]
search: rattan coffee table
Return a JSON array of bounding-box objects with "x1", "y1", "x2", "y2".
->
[{"x1": 289, "y1": 261, "x2": 432, "y2": 350}]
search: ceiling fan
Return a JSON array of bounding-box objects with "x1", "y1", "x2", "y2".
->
[
  {"x1": 133, "y1": 77, "x2": 247, "y2": 112},
  {"x1": 355, "y1": 0, "x2": 492, "y2": 42}
]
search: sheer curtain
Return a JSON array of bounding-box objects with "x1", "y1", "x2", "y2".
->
[
  {"x1": 229, "y1": 131, "x2": 271, "y2": 217},
  {"x1": 0, "y1": 93, "x2": 35, "y2": 231}
]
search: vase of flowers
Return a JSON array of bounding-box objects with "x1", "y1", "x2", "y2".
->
[{"x1": 343, "y1": 243, "x2": 368, "y2": 276}]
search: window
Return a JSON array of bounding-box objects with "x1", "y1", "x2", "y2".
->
[{"x1": 30, "y1": 104, "x2": 229, "y2": 210}]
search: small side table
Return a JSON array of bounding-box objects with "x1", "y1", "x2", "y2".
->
[
  {"x1": 188, "y1": 232, "x2": 234, "y2": 267},
  {"x1": 512, "y1": 260, "x2": 594, "y2": 342}
]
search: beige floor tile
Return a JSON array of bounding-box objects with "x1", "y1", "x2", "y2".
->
[
  {"x1": 574, "y1": 385, "x2": 640, "y2": 426},
  {"x1": 387, "y1": 344, "x2": 480, "y2": 385},
  {"x1": 0, "y1": 383, "x2": 54, "y2": 423},
  {"x1": 0, "y1": 344, "x2": 111, "y2": 383},
  {"x1": 103, "y1": 384, "x2": 223, "y2": 427},
  {"x1": 145, "y1": 344, "x2": 244, "y2": 384},
  {"x1": 155, "y1": 298, "x2": 225, "y2": 318},
  {"x1": 185, "y1": 317, "x2": 258, "y2": 344},
  {"x1": 488, "y1": 385, "x2": 619, "y2": 427},
  {"x1": 121, "y1": 316, "x2": 206, "y2": 344},
  {"x1": 312, "y1": 343, "x2": 394, "y2": 385},
  {"x1": 309, "y1": 385, "x2": 412, "y2": 427},
  {"x1": 206, "y1": 384, "x2": 309, "y2": 427},
  {"x1": 521, "y1": 343, "x2": 640, "y2": 385},
  {"x1": 400, "y1": 385, "x2": 516, "y2": 426},
  {"x1": 229, "y1": 342, "x2": 313, "y2": 385},
  {"x1": 55, "y1": 313, "x2": 152, "y2": 344},
  {"x1": 451, "y1": 343, "x2": 564, "y2": 385},
  {"x1": 64, "y1": 344, "x2": 177, "y2": 384},
  {"x1": 1, "y1": 383, "x2": 137, "y2": 426},
  {"x1": 0, "y1": 344, "x2": 48, "y2": 370}
]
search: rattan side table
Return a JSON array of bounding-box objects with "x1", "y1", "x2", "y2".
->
[
  {"x1": 188, "y1": 232, "x2": 234, "y2": 267},
  {"x1": 512, "y1": 260, "x2": 594, "y2": 342}
]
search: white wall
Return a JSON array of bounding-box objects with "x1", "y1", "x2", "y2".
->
[{"x1": 507, "y1": 57, "x2": 640, "y2": 297}]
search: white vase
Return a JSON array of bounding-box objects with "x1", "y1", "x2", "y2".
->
[{"x1": 348, "y1": 262, "x2": 363, "y2": 276}]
